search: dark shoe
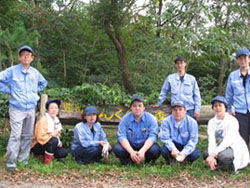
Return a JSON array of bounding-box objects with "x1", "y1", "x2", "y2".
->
[{"x1": 7, "y1": 167, "x2": 15, "y2": 174}]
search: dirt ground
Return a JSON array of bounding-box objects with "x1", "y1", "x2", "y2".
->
[{"x1": 0, "y1": 170, "x2": 249, "y2": 188}]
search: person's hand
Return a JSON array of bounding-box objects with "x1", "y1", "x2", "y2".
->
[
  {"x1": 99, "y1": 141, "x2": 107, "y2": 147},
  {"x1": 150, "y1": 104, "x2": 160, "y2": 108},
  {"x1": 177, "y1": 152, "x2": 186, "y2": 162},
  {"x1": 58, "y1": 141, "x2": 63, "y2": 147},
  {"x1": 206, "y1": 154, "x2": 217, "y2": 170},
  {"x1": 229, "y1": 111, "x2": 236, "y2": 116},
  {"x1": 194, "y1": 111, "x2": 200, "y2": 121},
  {"x1": 130, "y1": 151, "x2": 140, "y2": 163},
  {"x1": 137, "y1": 150, "x2": 146, "y2": 163},
  {"x1": 171, "y1": 149, "x2": 180, "y2": 158}
]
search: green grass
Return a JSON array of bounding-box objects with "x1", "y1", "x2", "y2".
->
[{"x1": 0, "y1": 122, "x2": 249, "y2": 181}]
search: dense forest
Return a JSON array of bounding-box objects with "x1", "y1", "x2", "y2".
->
[{"x1": 0, "y1": 0, "x2": 249, "y2": 106}]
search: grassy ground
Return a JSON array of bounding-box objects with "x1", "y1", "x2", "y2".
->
[{"x1": 0, "y1": 119, "x2": 250, "y2": 186}]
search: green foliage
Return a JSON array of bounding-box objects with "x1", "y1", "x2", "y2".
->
[
  {"x1": 73, "y1": 83, "x2": 130, "y2": 107},
  {"x1": 60, "y1": 128, "x2": 74, "y2": 149},
  {"x1": 0, "y1": 0, "x2": 249, "y2": 104},
  {"x1": 0, "y1": 21, "x2": 40, "y2": 68},
  {"x1": 198, "y1": 75, "x2": 217, "y2": 104},
  {"x1": 46, "y1": 83, "x2": 160, "y2": 108},
  {"x1": 0, "y1": 93, "x2": 9, "y2": 118},
  {"x1": 0, "y1": 133, "x2": 8, "y2": 155},
  {"x1": 46, "y1": 87, "x2": 73, "y2": 101}
]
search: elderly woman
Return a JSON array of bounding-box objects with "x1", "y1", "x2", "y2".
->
[
  {"x1": 71, "y1": 106, "x2": 111, "y2": 164},
  {"x1": 31, "y1": 99, "x2": 68, "y2": 164},
  {"x1": 204, "y1": 96, "x2": 250, "y2": 172}
]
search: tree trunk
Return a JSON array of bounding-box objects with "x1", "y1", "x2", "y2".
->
[
  {"x1": 63, "y1": 50, "x2": 67, "y2": 84},
  {"x1": 217, "y1": 59, "x2": 226, "y2": 95},
  {"x1": 156, "y1": 0, "x2": 163, "y2": 37},
  {"x1": 104, "y1": 24, "x2": 135, "y2": 94}
]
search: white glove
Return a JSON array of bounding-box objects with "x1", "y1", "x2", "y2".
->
[
  {"x1": 176, "y1": 154, "x2": 183, "y2": 162},
  {"x1": 102, "y1": 143, "x2": 110, "y2": 161}
]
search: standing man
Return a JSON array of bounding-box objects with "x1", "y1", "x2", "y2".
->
[
  {"x1": 0, "y1": 45, "x2": 47, "y2": 172},
  {"x1": 153, "y1": 56, "x2": 201, "y2": 120},
  {"x1": 226, "y1": 48, "x2": 250, "y2": 145},
  {"x1": 160, "y1": 101, "x2": 200, "y2": 163},
  {"x1": 113, "y1": 95, "x2": 161, "y2": 165}
]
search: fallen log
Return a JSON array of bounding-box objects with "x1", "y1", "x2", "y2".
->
[
  {"x1": 59, "y1": 101, "x2": 214, "y2": 125},
  {"x1": 39, "y1": 94, "x2": 214, "y2": 125}
]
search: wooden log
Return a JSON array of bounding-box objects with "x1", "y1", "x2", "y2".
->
[
  {"x1": 59, "y1": 101, "x2": 214, "y2": 125},
  {"x1": 38, "y1": 94, "x2": 214, "y2": 125}
]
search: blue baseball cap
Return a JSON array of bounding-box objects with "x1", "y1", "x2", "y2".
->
[
  {"x1": 84, "y1": 106, "x2": 98, "y2": 115},
  {"x1": 46, "y1": 99, "x2": 61, "y2": 109},
  {"x1": 171, "y1": 101, "x2": 185, "y2": 108},
  {"x1": 130, "y1": 95, "x2": 144, "y2": 106},
  {"x1": 236, "y1": 48, "x2": 250, "y2": 58},
  {"x1": 211, "y1": 96, "x2": 228, "y2": 107},
  {"x1": 18, "y1": 45, "x2": 33, "y2": 55}
]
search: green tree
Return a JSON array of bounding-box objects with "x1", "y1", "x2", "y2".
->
[{"x1": 89, "y1": 0, "x2": 136, "y2": 94}]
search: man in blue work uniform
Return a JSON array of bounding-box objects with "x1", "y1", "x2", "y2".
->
[
  {"x1": 0, "y1": 45, "x2": 47, "y2": 172},
  {"x1": 160, "y1": 101, "x2": 200, "y2": 163},
  {"x1": 113, "y1": 95, "x2": 161, "y2": 165},
  {"x1": 226, "y1": 48, "x2": 250, "y2": 145},
  {"x1": 153, "y1": 56, "x2": 201, "y2": 120}
]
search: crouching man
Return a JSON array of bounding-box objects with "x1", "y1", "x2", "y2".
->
[
  {"x1": 160, "y1": 101, "x2": 200, "y2": 163},
  {"x1": 113, "y1": 95, "x2": 161, "y2": 165}
]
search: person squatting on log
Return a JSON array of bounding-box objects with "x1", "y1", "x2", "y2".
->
[
  {"x1": 203, "y1": 96, "x2": 250, "y2": 172},
  {"x1": 153, "y1": 56, "x2": 201, "y2": 120},
  {"x1": 113, "y1": 95, "x2": 161, "y2": 165},
  {"x1": 160, "y1": 101, "x2": 200, "y2": 163},
  {"x1": 226, "y1": 48, "x2": 250, "y2": 145},
  {"x1": 0, "y1": 45, "x2": 47, "y2": 173},
  {"x1": 71, "y1": 106, "x2": 111, "y2": 164},
  {"x1": 31, "y1": 99, "x2": 68, "y2": 165}
]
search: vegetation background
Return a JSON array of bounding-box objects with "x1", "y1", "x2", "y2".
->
[
  {"x1": 0, "y1": 1, "x2": 250, "y2": 186},
  {"x1": 0, "y1": 0, "x2": 249, "y2": 111}
]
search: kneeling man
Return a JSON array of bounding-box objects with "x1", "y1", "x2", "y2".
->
[
  {"x1": 113, "y1": 95, "x2": 161, "y2": 165},
  {"x1": 160, "y1": 101, "x2": 200, "y2": 163}
]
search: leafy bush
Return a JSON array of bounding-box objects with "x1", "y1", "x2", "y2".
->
[
  {"x1": 60, "y1": 129, "x2": 74, "y2": 149},
  {"x1": 73, "y1": 83, "x2": 129, "y2": 105},
  {"x1": 0, "y1": 93, "x2": 9, "y2": 118},
  {"x1": 46, "y1": 87, "x2": 73, "y2": 101},
  {"x1": 198, "y1": 75, "x2": 217, "y2": 104}
]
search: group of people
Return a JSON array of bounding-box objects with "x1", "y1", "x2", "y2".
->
[{"x1": 0, "y1": 45, "x2": 250, "y2": 173}]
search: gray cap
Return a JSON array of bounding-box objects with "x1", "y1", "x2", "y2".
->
[
  {"x1": 130, "y1": 95, "x2": 144, "y2": 106},
  {"x1": 18, "y1": 45, "x2": 33, "y2": 54},
  {"x1": 171, "y1": 101, "x2": 185, "y2": 108}
]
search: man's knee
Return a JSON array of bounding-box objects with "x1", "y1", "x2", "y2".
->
[
  {"x1": 161, "y1": 145, "x2": 171, "y2": 158},
  {"x1": 147, "y1": 144, "x2": 161, "y2": 158},
  {"x1": 113, "y1": 143, "x2": 127, "y2": 157},
  {"x1": 217, "y1": 148, "x2": 234, "y2": 164},
  {"x1": 187, "y1": 149, "x2": 200, "y2": 162}
]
